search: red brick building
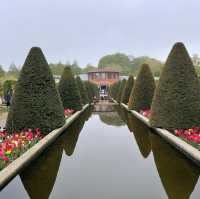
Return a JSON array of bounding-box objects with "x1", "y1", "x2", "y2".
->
[{"x1": 88, "y1": 67, "x2": 120, "y2": 98}]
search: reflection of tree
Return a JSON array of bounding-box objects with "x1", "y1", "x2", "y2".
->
[
  {"x1": 150, "y1": 133, "x2": 200, "y2": 199},
  {"x1": 61, "y1": 114, "x2": 86, "y2": 156},
  {"x1": 127, "y1": 114, "x2": 151, "y2": 158},
  {"x1": 20, "y1": 141, "x2": 63, "y2": 199},
  {"x1": 20, "y1": 108, "x2": 92, "y2": 198},
  {"x1": 98, "y1": 112, "x2": 125, "y2": 126},
  {"x1": 115, "y1": 106, "x2": 128, "y2": 124}
]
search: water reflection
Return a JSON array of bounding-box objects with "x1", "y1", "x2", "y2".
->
[
  {"x1": 150, "y1": 133, "x2": 200, "y2": 199},
  {"x1": 20, "y1": 141, "x2": 63, "y2": 199},
  {"x1": 20, "y1": 108, "x2": 92, "y2": 199},
  {"x1": 61, "y1": 113, "x2": 86, "y2": 156},
  {"x1": 98, "y1": 112, "x2": 125, "y2": 127},
  {"x1": 127, "y1": 113, "x2": 151, "y2": 158},
  {"x1": 115, "y1": 106, "x2": 128, "y2": 124}
]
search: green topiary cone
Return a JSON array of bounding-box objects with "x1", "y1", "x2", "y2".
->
[
  {"x1": 121, "y1": 75, "x2": 134, "y2": 104},
  {"x1": 150, "y1": 42, "x2": 200, "y2": 129},
  {"x1": 128, "y1": 64, "x2": 155, "y2": 111},
  {"x1": 6, "y1": 47, "x2": 65, "y2": 134},
  {"x1": 58, "y1": 66, "x2": 82, "y2": 111},
  {"x1": 117, "y1": 79, "x2": 126, "y2": 103},
  {"x1": 76, "y1": 76, "x2": 89, "y2": 105}
]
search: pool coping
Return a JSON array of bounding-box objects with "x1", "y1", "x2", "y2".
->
[
  {"x1": 114, "y1": 100, "x2": 200, "y2": 167},
  {"x1": 0, "y1": 104, "x2": 90, "y2": 190}
]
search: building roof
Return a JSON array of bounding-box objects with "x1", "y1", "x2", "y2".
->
[
  {"x1": 89, "y1": 79, "x2": 118, "y2": 86},
  {"x1": 88, "y1": 67, "x2": 120, "y2": 73}
]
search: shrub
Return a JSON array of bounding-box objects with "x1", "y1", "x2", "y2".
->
[
  {"x1": 109, "y1": 81, "x2": 121, "y2": 100},
  {"x1": 85, "y1": 81, "x2": 98, "y2": 103},
  {"x1": 121, "y1": 75, "x2": 134, "y2": 104},
  {"x1": 6, "y1": 47, "x2": 65, "y2": 134},
  {"x1": 117, "y1": 79, "x2": 126, "y2": 103},
  {"x1": 3, "y1": 80, "x2": 16, "y2": 96},
  {"x1": 150, "y1": 42, "x2": 200, "y2": 129},
  {"x1": 76, "y1": 76, "x2": 89, "y2": 105},
  {"x1": 128, "y1": 64, "x2": 155, "y2": 111},
  {"x1": 58, "y1": 66, "x2": 82, "y2": 111}
]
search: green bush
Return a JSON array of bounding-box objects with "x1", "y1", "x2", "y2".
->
[
  {"x1": 109, "y1": 81, "x2": 121, "y2": 100},
  {"x1": 117, "y1": 79, "x2": 126, "y2": 103},
  {"x1": 3, "y1": 80, "x2": 16, "y2": 96},
  {"x1": 6, "y1": 47, "x2": 65, "y2": 134},
  {"x1": 121, "y1": 75, "x2": 134, "y2": 104},
  {"x1": 85, "y1": 81, "x2": 98, "y2": 103},
  {"x1": 150, "y1": 42, "x2": 200, "y2": 129},
  {"x1": 128, "y1": 64, "x2": 155, "y2": 111},
  {"x1": 58, "y1": 66, "x2": 82, "y2": 111},
  {"x1": 76, "y1": 76, "x2": 89, "y2": 105}
]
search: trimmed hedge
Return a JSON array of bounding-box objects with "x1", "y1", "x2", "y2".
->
[
  {"x1": 6, "y1": 47, "x2": 65, "y2": 134},
  {"x1": 85, "y1": 81, "x2": 98, "y2": 103},
  {"x1": 76, "y1": 76, "x2": 89, "y2": 105},
  {"x1": 117, "y1": 79, "x2": 126, "y2": 103},
  {"x1": 58, "y1": 66, "x2": 82, "y2": 111},
  {"x1": 128, "y1": 64, "x2": 155, "y2": 111},
  {"x1": 150, "y1": 42, "x2": 200, "y2": 129},
  {"x1": 121, "y1": 75, "x2": 134, "y2": 104},
  {"x1": 109, "y1": 81, "x2": 121, "y2": 100}
]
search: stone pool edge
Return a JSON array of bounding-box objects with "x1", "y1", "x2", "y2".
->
[
  {"x1": 114, "y1": 100, "x2": 200, "y2": 167},
  {"x1": 0, "y1": 104, "x2": 90, "y2": 190}
]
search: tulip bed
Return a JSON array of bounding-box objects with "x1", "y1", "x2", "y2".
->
[
  {"x1": 0, "y1": 109, "x2": 76, "y2": 171},
  {"x1": 0, "y1": 129, "x2": 42, "y2": 170},
  {"x1": 139, "y1": 109, "x2": 200, "y2": 149},
  {"x1": 64, "y1": 108, "x2": 74, "y2": 118}
]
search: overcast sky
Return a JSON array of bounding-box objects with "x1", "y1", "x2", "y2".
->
[{"x1": 0, "y1": 0, "x2": 199, "y2": 69}]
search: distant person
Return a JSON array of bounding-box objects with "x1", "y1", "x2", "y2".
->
[{"x1": 4, "y1": 90, "x2": 12, "y2": 108}]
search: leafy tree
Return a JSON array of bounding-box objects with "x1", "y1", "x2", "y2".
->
[
  {"x1": 82, "y1": 64, "x2": 97, "y2": 73},
  {"x1": 49, "y1": 62, "x2": 65, "y2": 76},
  {"x1": 70, "y1": 60, "x2": 82, "y2": 74},
  {"x1": 6, "y1": 47, "x2": 65, "y2": 134},
  {"x1": 150, "y1": 42, "x2": 200, "y2": 129},
  {"x1": 7, "y1": 63, "x2": 20, "y2": 78},
  {"x1": 121, "y1": 75, "x2": 134, "y2": 104},
  {"x1": 3, "y1": 80, "x2": 16, "y2": 96},
  {"x1": 128, "y1": 64, "x2": 155, "y2": 111},
  {"x1": 58, "y1": 66, "x2": 82, "y2": 111},
  {"x1": 98, "y1": 53, "x2": 131, "y2": 74},
  {"x1": 130, "y1": 56, "x2": 163, "y2": 76},
  {"x1": 0, "y1": 65, "x2": 5, "y2": 77},
  {"x1": 76, "y1": 76, "x2": 89, "y2": 105}
]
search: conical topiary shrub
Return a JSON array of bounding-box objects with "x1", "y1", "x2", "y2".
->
[
  {"x1": 110, "y1": 81, "x2": 121, "y2": 100},
  {"x1": 58, "y1": 66, "x2": 82, "y2": 111},
  {"x1": 121, "y1": 75, "x2": 134, "y2": 104},
  {"x1": 76, "y1": 76, "x2": 89, "y2": 105},
  {"x1": 128, "y1": 64, "x2": 155, "y2": 111},
  {"x1": 6, "y1": 47, "x2": 65, "y2": 134},
  {"x1": 150, "y1": 42, "x2": 200, "y2": 129},
  {"x1": 117, "y1": 79, "x2": 126, "y2": 103}
]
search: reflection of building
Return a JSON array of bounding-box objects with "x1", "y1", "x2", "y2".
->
[{"x1": 87, "y1": 67, "x2": 120, "y2": 99}]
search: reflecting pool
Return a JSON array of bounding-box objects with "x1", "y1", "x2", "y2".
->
[{"x1": 1, "y1": 105, "x2": 200, "y2": 199}]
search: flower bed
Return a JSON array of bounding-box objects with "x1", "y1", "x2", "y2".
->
[
  {"x1": 139, "y1": 109, "x2": 200, "y2": 148},
  {"x1": 0, "y1": 129, "x2": 42, "y2": 170},
  {"x1": 64, "y1": 108, "x2": 74, "y2": 118}
]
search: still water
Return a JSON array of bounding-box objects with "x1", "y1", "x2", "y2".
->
[{"x1": 1, "y1": 106, "x2": 200, "y2": 199}]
